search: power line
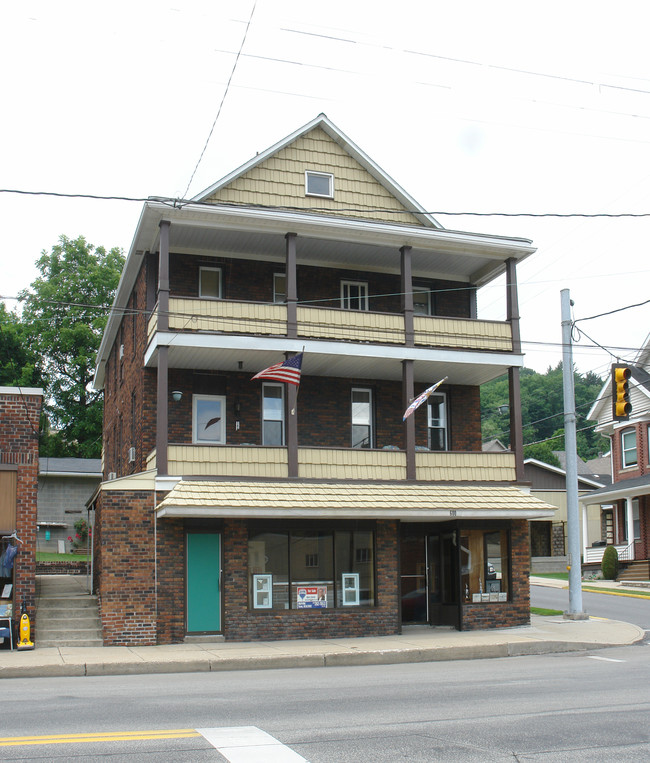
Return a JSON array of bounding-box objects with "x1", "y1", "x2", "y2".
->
[
  {"x1": 4, "y1": 188, "x2": 650, "y2": 219},
  {"x1": 182, "y1": 1, "x2": 258, "y2": 199}
]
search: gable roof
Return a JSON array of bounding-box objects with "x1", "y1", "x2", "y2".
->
[
  {"x1": 524, "y1": 458, "x2": 604, "y2": 490},
  {"x1": 193, "y1": 114, "x2": 443, "y2": 229}
]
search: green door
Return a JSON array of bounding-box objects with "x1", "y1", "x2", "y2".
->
[{"x1": 186, "y1": 533, "x2": 221, "y2": 632}]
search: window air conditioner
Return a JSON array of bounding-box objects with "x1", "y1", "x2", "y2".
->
[
  {"x1": 107, "y1": 472, "x2": 117, "y2": 481},
  {"x1": 119, "y1": 344, "x2": 125, "y2": 360},
  {"x1": 128, "y1": 447, "x2": 136, "y2": 463}
]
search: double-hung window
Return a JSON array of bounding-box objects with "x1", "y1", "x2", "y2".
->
[
  {"x1": 621, "y1": 429, "x2": 637, "y2": 468},
  {"x1": 273, "y1": 273, "x2": 286, "y2": 304},
  {"x1": 193, "y1": 395, "x2": 226, "y2": 444},
  {"x1": 413, "y1": 286, "x2": 432, "y2": 316},
  {"x1": 262, "y1": 383, "x2": 284, "y2": 446},
  {"x1": 428, "y1": 393, "x2": 447, "y2": 451},
  {"x1": 341, "y1": 281, "x2": 368, "y2": 311},
  {"x1": 351, "y1": 388, "x2": 373, "y2": 449},
  {"x1": 199, "y1": 267, "x2": 222, "y2": 299}
]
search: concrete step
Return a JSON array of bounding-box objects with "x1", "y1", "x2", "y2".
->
[
  {"x1": 37, "y1": 596, "x2": 99, "y2": 610},
  {"x1": 37, "y1": 637, "x2": 104, "y2": 648}
]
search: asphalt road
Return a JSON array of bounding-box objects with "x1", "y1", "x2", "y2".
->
[
  {"x1": 530, "y1": 583, "x2": 650, "y2": 630},
  {"x1": 1, "y1": 646, "x2": 649, "y2": 761}
]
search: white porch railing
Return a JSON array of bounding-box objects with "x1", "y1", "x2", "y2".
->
[{"x1": 583, "y1": 542, "x2": 635, "y2": 564}]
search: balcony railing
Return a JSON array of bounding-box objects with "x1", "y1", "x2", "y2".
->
[
  {"x1": 147, "y1": 298, "x2": 514, "y2": 352},
  {"x1": 146, "y1": 445, "x2": 516, "y2": 482}
]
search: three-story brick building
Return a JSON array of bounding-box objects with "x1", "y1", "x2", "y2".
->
[{"x1": 92, "y1": 115, "x2": 554, "y2": 645}]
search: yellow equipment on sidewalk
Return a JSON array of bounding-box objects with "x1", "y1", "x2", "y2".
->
[{"x1": 17, "y1": 601, "x2": 34, "y2": 650}]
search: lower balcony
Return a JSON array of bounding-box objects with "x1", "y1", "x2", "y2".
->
[{"x1": 146, "y1": 446, "x2": 516, "y2": 482}]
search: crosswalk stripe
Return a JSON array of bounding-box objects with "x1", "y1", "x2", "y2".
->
[{"x1": 197, "y1": 726, "x2": 307, "y2": 762}]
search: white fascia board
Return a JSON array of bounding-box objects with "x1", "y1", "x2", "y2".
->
[
  {"x1": 158, "y1": 202, "x2": 536, "y2": 259},
  {"x1": 145, "y1": 332, "x2": 525, "y2": 370},
  {"x1": 39, "y1": 471, "x2": 102, "y2": 479},
  {"x1": 0, "y1": 386, "x2": 43, "y2": 396},
  {"x1": 578, "y1": 483, "x2": 650, "y2": 505},
  {"x1": 156, "y1": 506, "x2": 555, "y2": 520}
]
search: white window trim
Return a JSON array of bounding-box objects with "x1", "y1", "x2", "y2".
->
[
  {"x1": 273, "y1": 272, "x2": 286, "y2": 304},
  {"x1": 621, "y1": 428, "x2": 637, "y2": 468},
  {"x1": 351, "y1": 387, "x2": 373, "y2": 449},
  {"x1": 428, "y1": 392, "x2": 448, "y2": 451},
  {"x1": 413, "y1": 286, "x2": 432, "y2": 316},
  {"x1": 305, "y1": 170, "x2": 334, "y2": 199},
  {"x1": 199, "y1": 266, "x2": 222, "y2": 300},
  {"x1": 192, "y1": 394, "x2": 226, "y2": 445},
  {"x1": 262, "y1": 383, "x2": 285, "y2": 446},
  {"x1": 341, "y1": 281, "x2": 369, "y2": 311}
]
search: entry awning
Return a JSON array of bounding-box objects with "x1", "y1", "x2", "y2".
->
[{"x1": 156, "y1": 480, "x2": 556, "y2": 521}]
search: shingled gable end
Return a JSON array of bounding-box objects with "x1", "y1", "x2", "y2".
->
[{"x1": 91, "y1": 115, "x2": 553, "y2": 646}]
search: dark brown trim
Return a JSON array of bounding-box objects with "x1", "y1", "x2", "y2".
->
[
  {"x1": 509, "y1": 366, "x2": 525, "y2": 482},
  {"x1": 157, "y1": 346, "x2": 169, "y2": 476},
  {"x1": 402, "y1": 359, "x2": 416, "y2": 480},
  {"x1": 400, "y1": 245, "x2": 414, "y2": 347},
  {"x1": 158, "y1": 220, "x2": 170, "y2": 332},
  {"x1": 287, "y1": 381, "x2": 299, "y2": 478},
  {"x1": 505, "y1": 258, "x2": 521, "y2": 353},
  {"x1": 285, "y1": 232, "x2": 297, "y2": 338}
]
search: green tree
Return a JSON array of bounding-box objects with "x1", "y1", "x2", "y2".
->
[
  {"x1": 522, "y1": 443, "x2": 561, "y2": 468},
  {"x1": 0, "y1": 302, "x2": 44, "y2": 387},
  {"x1": 19, "y1": 235, "x2": 124, "y2": 458},
  {"x1": 481, "y1": 364, "x2": 606, "y2": 462}
]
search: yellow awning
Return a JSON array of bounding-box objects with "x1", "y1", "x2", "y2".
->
[{"x1": 156, "y1": 480, "x2": 556, "y2": 521}]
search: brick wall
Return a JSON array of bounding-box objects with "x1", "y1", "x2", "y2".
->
[
  {"x1": 0, "y1": 390, "x2": 42, "y2": 633},
  {"x1": 168, "y1": 253, "x2": 473, "y2": 319},
  {"x1": 220, "y1": 519, "x2": 400, "y2": 641},
  {"x1": 93, "y1": 488, "x2": 157, "y2": 645},
  {"x1": 461, "y1": 520, "x2": 531, "y2": 630}
]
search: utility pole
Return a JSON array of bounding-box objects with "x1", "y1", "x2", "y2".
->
[{"x1": 561, "y1": 289, "x2": 587, "y2": 619}]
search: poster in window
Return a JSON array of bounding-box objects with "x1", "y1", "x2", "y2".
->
[
  {"x1": 297, "y1": 586, "x2": 327, "y2": 608},
  {"x1": 253, "y1": 574, "x2": 272, "y2": 609}
]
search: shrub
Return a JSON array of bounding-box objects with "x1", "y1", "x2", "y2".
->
[{"x1": 601, "y1": 545, "x2": 619, "y2": 580}]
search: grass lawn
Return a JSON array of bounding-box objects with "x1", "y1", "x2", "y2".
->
[
  {"x1": 531, "y1": 606, "x2": 563, "y2": 616},
  {"x1": 532, "y1": 572, "x2": 568, "y2": 580},
  {"x1": 37, "y1": 552, "x2": 89, "y2": 562}
]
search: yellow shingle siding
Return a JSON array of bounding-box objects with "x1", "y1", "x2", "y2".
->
[
  {"x1": 206, "y1": 128, "x2": 423, "y2": 226},
  {"x1": 157, "y1": 480, "x2": 557, "y2": 515}
]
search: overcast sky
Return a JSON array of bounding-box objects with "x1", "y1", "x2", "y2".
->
[{"x1": 3, "y1": 1, "x2": 650, "y2": 377}]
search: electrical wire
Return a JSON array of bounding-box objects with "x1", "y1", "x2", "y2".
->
[{"x1": 182, "y1": 1, "x2": 258, "y2": 199}]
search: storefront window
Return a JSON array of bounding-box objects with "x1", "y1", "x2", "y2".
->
[
  {"x1": 248, "y1": 525, "x2": 375, "y2": 610},
  {"x1": 460, "y1": 528, "x2": 509, "y2": 602}
]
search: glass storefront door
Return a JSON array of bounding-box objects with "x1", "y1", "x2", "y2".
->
[{"x1": 400, "y1": 528, "x2": 460, "y2": 627}]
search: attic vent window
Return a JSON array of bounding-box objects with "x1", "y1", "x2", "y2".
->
[{"x1": 305, "y1": 171, "x2": 334, "y2": 198}]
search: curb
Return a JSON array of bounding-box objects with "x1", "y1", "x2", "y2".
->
[{"x1": 1, "y1": 632, "x2": 644, "y2": 679}]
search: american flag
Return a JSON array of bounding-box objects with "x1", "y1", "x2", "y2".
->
[
  {"x1": 252, "y1": 353, "x2": 303, "y2": 386},
  {"x1": 402, "y1": 377, "x2": 447, "y2": 421}
]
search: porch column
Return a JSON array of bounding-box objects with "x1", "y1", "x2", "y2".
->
[
  {"x1": 156, "y1": 345, "x2": 169, "y2": 476},
  {"x1": 287, "y1": 381, "x2": 298, "y2": 479},
  {"x1": 581, "y1": 503, "x2": 589, "y2": 560},
  {"x1": 506, "y1": 258, "x2": 524, "y2": 482},
  {"x1": 285, "y1": 232, "x2": 297, "y2": 339},
  {"x1": 402, "y1": 359, "x2": 416, "y2": 480},
  {"x1": 625, "y1": 497, "x2": 635, "y2": 559},
  {"x1": 400, "y1": 245, "x2": 414, "y2": 347},
  {"x1": 158, "y1": 220, "x2": 170, "y2": 332}
]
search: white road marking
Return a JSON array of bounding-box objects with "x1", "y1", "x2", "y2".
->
[
  {"x1": 197, "y1": 726, "x2": 307, "y2": 762},
  {"x1": 587, "y1": 655, "x2": 625, "y2": 663}
]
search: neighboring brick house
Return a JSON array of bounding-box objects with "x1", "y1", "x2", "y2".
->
[
  {"x1": 0, "y1": 387, "x2": 42, "y2": 638},
  {"x1": 91, "y1": 114, "x2": 555, "y2": 646},
  {"x1": 580, "y1": 344, "x2": 650, "y2": 578},
  {"x1": 37, "y1": 458, "x2": 102, "y2": 552}
]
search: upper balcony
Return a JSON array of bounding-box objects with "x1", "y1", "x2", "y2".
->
[{"x1": 147, "y1": 297, "x2": 513, "y2": 353}]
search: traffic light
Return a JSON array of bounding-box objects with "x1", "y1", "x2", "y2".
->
[{"x1": 612, "y1": 364, "x2": 632, "y2": 421}]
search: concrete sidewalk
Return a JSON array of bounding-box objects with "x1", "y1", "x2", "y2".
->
[
  {"x1": 530, "y1": 575, "x2": 650, "y2": 594},
  {"x1": 0, "y1": 614, "x2": 644, "y2": 679}
]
